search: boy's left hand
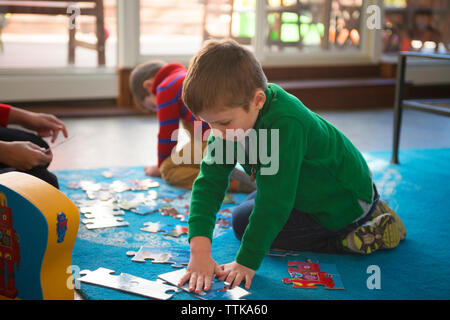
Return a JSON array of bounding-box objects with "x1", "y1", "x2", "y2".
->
[{"x1": 217, "y1": 261, "x2": 255, "y2": 290}]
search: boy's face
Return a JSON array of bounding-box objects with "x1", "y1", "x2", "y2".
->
[
  {"x1": 198, "y1": 89, "x2": 266, "y2": 142},
  {"x1": 142, "y1": 94, "x2": 157, "y2": 112},
  {"x1": 141, "y1": 77, "x2": 156, "y2": 111}
]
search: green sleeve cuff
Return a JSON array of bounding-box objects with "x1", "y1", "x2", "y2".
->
[
  {"x1": 188, "y1": 218, "x2": 214, "y2": 243},
  {"x1": 235, "y1": 243, "x2": 266, "y2": 271}
]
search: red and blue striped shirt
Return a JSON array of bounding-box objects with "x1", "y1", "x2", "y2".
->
[{"x1": 151, "y1": 63, "x2": 210, "y2": 167}]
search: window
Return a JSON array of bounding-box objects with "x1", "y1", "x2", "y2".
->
[
  {"x1": 265, "y1": 0, "x2": 363, "y2": 53},
  {"x1": 135, "y1": 0, "x2": 375, "y2": 66},
  {"x1": 383, "y1": 0, "x2": 449, "y2": 56},
  {"x1": 140, "y1": 0, "x2": 205, "y2": 56},
  {"x1": 0, "y1": 0, "x2": 117, "y2": 68}
]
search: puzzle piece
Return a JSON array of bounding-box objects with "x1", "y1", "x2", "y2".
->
[
  {"x1": 159, "y1": 206, "x2": 179, "y2": 216},
  {"x1": 159, "y1": 206, "x2": 187, "y2": 221},
  {"x1": 158, "y1": 268, "x2": 251, "y2": 300},
  {"x1": 101, "y1": 170, "x2": 114, "y2": 178},
  {"x1": 282, "y1": 260, "x2": 343, "y2": 290},
  {"x1": 117, "y1": 193, "x2": 146, "y2": 210},
  {"x1": 67, "y1": 181, "x2": 80, "y2": 189},
  {"x1": 79, "y1": 204, "x2": 124, "y2": 219},
  {"x1": 131, "y1": 202, "x2": 159, "y2": 215},
  {"x1": 78, "y1": 267, "x2": 180, "y2": 300},
  {"x1": 177, "y1": 211, "x2": 188, "y2": 222},
  {"x1": 109, "y1": 180, "x2": 131, "y2": 193},
  {"x1": 80, "y1": 205, "x2": 128, "y2": 229},
  {"x1": 217, "y1": 209, "x2": 231, "y2": 228},
  {"x1": 218, "y1": 208, "x2": 231, "y2": 216},
  {"x1": 130, "y1": 179, "x2": 160, "y2": 190},
  {"x1": 147, "y1": 190, "x2": 158, "y2": 200},
  {"x1": 217, "y1": 218, "x2": 230, "y2": 229},
  {"x1": 163, "y1": 225, "x2": 188, "y2": 238},
  {"x1": 78, "y1": 180, "x2": 101, "y2": 191},
  {"x1": 82, "y1": 216, "x2": 129, "y2": 230},
  {"x1": 86, "y1": 190, "x2": 113, "y2": 201},
  {"x1": 140, "y1": 222, "x2": 168, "y2": 233},
  {"x1": 222, "y1": 193, "x2": 235, "y2": 204},
  {"x1": 266, "y1": 249, "x2": 300, "y2": 257},
  {"x1": 126, "y1": 247, "x2": 189, "y2": 268},
  {"x1": 317, "y1": 263, "x2": 345, "y2": 290}
]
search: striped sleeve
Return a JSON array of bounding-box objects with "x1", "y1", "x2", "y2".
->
[
  {"x1": 0, "y1": 104, "x2": 11, "y2": 127},
  {"x1": 155, "y1": 73, "x2": 185, "y2": 167}
]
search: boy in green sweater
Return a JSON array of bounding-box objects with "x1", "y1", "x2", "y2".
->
[{"x1": 178, "y1": 39, "x2": 406, "y2": 293}]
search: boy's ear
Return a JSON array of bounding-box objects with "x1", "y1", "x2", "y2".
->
[
  {"x1": 142, "y1": 78, "x2": 154, "y2": 93},
  {"x1": 253, "y1": 89, "x2": 266, "y2": 110}
]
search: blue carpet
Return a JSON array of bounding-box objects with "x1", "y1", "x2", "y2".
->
[{"x1": 56, "y1": 148, "x2": 450, "y2": 300}]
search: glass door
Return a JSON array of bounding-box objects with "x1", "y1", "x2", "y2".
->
[{"x1": 127, "y1": 0, "x2": 381, "y2": 67}]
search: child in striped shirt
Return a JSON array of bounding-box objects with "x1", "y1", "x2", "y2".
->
[{"x1": 130, "y1": 61, "x2": 255, "y2": 192}]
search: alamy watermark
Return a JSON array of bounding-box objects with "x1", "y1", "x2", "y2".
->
[
  {"x1": 67, "y1": 265, "x2": 81, "y2": 290},
  {"x1": 366, "y1": 4, "x2": 382, "y2": 30},
  {"x1": 169, "y1": 120, "x2": 280, "y2": 176},
  {"x1": 366, "y1": 265, "x2": 381, "y2": 290},
  {"x1": 67, "y1": 4, "x2": 81, "y2": 30}
]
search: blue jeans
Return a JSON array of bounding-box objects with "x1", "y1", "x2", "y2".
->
[{"x1": 231, "y1": 187, "x2": 379, "y2": 253}]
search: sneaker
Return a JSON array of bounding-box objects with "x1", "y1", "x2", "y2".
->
[
  {"x1": 228, "y1": 168, "x2": 257, "y2": 193},
  {"x1": 343, "y1": 213, "x2": 401, "y2": 254},
  {"x1": 371, "y1": 200, "x2": 406, "y2": 241}
]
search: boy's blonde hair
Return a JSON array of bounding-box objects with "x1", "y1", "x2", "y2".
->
[
  {"x1": 182, "y1": 39, "x2": 267, "y2": 117},
  {"x1": 129, "y1": 60, "x2": 166, "y2": 111}
]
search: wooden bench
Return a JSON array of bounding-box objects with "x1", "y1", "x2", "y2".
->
[{"x1": 0, "y1": 0, "x2": 105, "y2": 65}]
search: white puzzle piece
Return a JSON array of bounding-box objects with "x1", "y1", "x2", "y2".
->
[
  {"x1": 80, "y1": 205, "x2": 128, "y2": 229},
  {"x1": 126, "y1": 247, "x2": 189, "y2": 268},
  {"x1": 158, "y1": 268, "x2": 251, "y2": 300},
  {"x1": 140, "y1": 222, "x2": 167, "y2": 233},
  {"x1": 82, "y1": 216, "x2": 129, "y2": 230},
  {"x1": 78, "y1": 267, "x2": 180, "y2": 300},
  {"x1": 109, "y1": 180, "x2": 131, "y2": 193}
]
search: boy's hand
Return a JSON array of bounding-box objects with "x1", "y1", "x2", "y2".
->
[
  {"x1": 217, "y1": 261, "x2": 255, "y2": 290},
  {"x1": 144, "y1": 165, "x2": 161, "y2": 177},
  {"x1": 178, "y1": 252, "x2": 224, "y2": 294},
  {"x1": 178, "y1": 236, "x2": 226, "y2": 293}
]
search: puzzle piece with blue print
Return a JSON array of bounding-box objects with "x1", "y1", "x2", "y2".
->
[
  {"x1": 126, "y1": 247, "x2": 190, "y2": 268},
  {"x1": 158, "y1": 268, "x2": 251, "y2": 300}
]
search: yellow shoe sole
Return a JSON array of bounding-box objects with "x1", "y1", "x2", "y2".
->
[
  {"x1": 349, "y1": 214, "x2": 401, "y2": 254},
  {"x1": 372, "y1": 201, "x2": 407, "y2": 241}
]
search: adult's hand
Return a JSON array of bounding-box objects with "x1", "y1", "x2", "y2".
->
[
  {"x1": 8, "y1": 107, "x2": 68, "y2": 143},
  {"x1": 0, "y1": 141, "x2": 52, "y2": 171}
]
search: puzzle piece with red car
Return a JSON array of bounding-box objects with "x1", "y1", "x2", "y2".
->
[{"x1": 282, "y1": 260, "x2": 344, "y2": 290}]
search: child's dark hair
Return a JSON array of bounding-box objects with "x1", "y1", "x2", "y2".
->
[
  {"x1": 182, "y1": 39, "x2": 267, "y2": 117},
  {"x1": 129, "y1": 60, "x2": 166, "y2": 111}
]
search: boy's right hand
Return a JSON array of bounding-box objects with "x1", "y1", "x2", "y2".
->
[{"x1": 178, "y1": 236, "x2": 226, "y2": 293}]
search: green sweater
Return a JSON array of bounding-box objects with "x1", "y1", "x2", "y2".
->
[{"x1": 188, "y1": 83, "x2": 373, "y2": 270}]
